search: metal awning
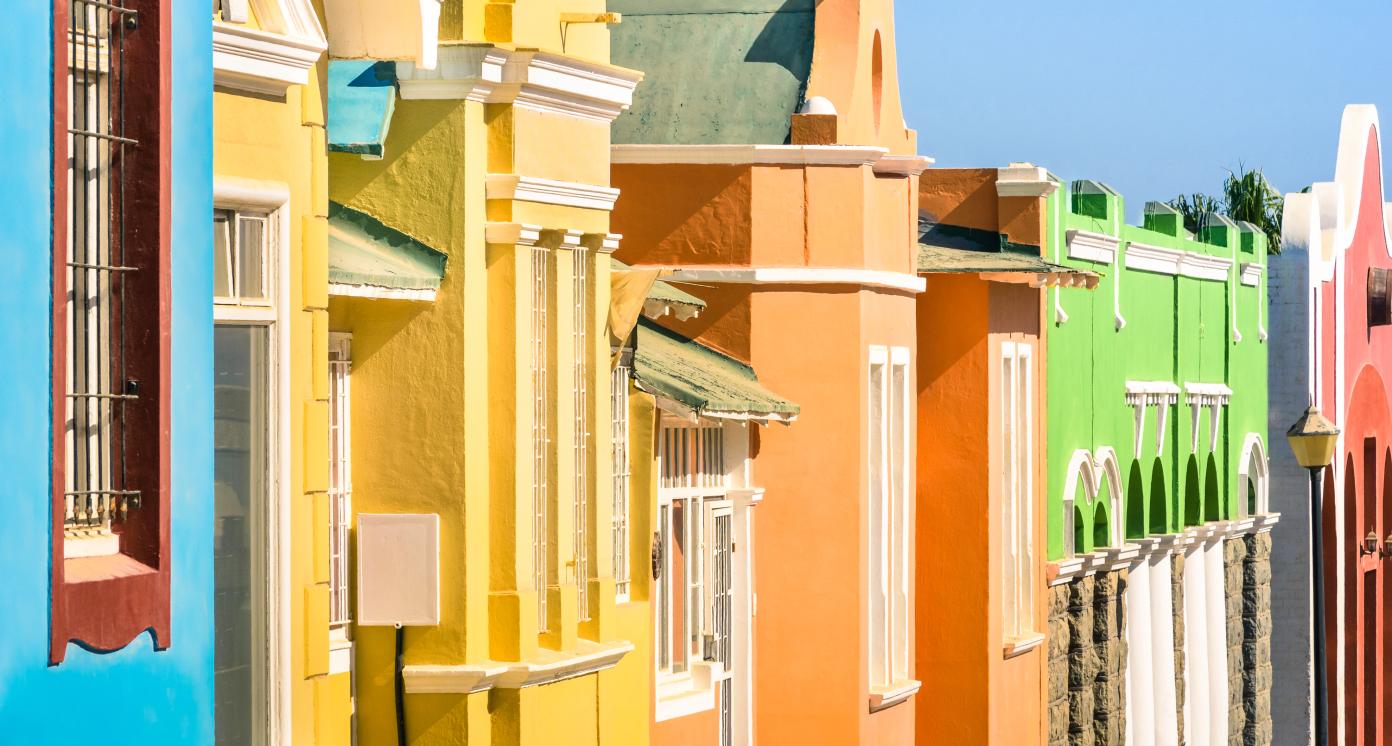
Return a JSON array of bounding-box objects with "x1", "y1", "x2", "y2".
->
[
  {"x1": 327, "y1": 60, "x2": 397, "y2": 159},
  {"x1": 328, "y1": 202, "x2": 446, "y2": 301},
  {"x1": 633, "y1": 319, "x2": 798, "y2": 424},
  {"x1": 917, "y1": 243, "x2": 1098, "y2": 289}
]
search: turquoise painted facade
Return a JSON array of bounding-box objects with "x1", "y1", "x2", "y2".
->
[
  {"x1": 1045, "y1": 182, "x2": 1271, "y2": 557},
  {"x1": 0, "y1": 2, "x2": 214, "y2": 741}
]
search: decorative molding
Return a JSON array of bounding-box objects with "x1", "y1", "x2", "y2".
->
[
  {"x1": 648, "y1": 266, "x2": 926, "y2": 293},
  {"x1": 1125, "y1": 381, "x2": 1180, "y2": 459},
  {"x1": 403, "y1": 663, "x2": 508, "y2": 694},
  {"x1": 322, "y1": 0, "x2": 442, "y2": 70},
  {"x1": 403, "y1": 640, "x2": 632, "y2": 694},
  {"x1": 1240, "y1": 262, "x2": 1263, "y2": 287},
  {"x1": 872, "y1": 154, "x2": 935, "y2": 176},
  {"x1": 328, "y1": 283, "x2": 438, "y2": 302},
  {"x1": 1065, "y1": 230, "x2": 1119, "y2": 264},
  {"x1": 485, "y1": 222, "x2": 545, "y2": 247},
  {"x1": 611, "y1": 144, "x2": 890, "y2": 168},
  {"x1": 397, "y1": 46, "x2": 643, "y2": 123},
  {"x1": 1125, "y1": 242, "x2": 1183, "y2": 275},
  {"x1": 1182, "y1": 252, "x2": 1233, "y2": 282},
  {"x1": 213, "y1": 22, "x2": 326, "y2": 96},
  {"x1": 643, "y1": 298, "x2": 702, "y2": 322},
  {"x1": 1185, "y1": 383, "x2": 1232, "y2": 454},
  {"x1": 996, "y1": 164, "x2": 1058, "y2": 198},
  {"x1": 581, "y1": 233, "x2": 622, "y2": 254},
  {"x1": 485, "y1": 174, "x2": 620, "y2": 211}
]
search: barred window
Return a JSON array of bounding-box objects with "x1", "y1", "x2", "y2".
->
[
  {"x1": 52, "y1": 0, "x2": 172, "y2": 663},
  {"x1": 573, "y1": 247, "x2": 591, "y2": 622},
  {"x1": 611, "y1": 362, "x2": 631, "y2": 602},
  {"x1": 328, "y1": 335, "x2": 353, "y2": 628},
  {"x1": 531, "y1": 245, "x2": 551, "y2": 634}
]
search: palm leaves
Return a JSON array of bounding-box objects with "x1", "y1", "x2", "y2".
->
[{"x1": 1167, "y1": 164, "x2": 1284, "y2": 254}]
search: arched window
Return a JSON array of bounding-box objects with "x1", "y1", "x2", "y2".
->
[
  {"x1": 1095, "y1": 447, "x2": 1125, "y2": 547},
  {"x1": 1237, "y1": 433, "x2": 1269, "y2": 516},
  {"x1": 1062, "y1": 449, "x2": 1098, "y2": 557}
]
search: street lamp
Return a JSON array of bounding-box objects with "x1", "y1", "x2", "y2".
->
[{"x1": 1286, "y1": 405, "x2": 1340, "y2": 746}]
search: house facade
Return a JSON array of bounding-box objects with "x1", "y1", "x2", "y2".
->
[
  {"x1": 323, "y1": 1, "x2": 645, "y2": 743},
  {"x1": 211, "y1": 0, "x2": 345, "y2": 742},
  {"x1": 0, "y1": 0, "x2": 215, "y2": 741},
  {"x1": 610, "y1": 1, "x2": 931, "y2": 742},
  {"x1": 1044, "y1": 180, "x2": 1275, "y2": 746},
  {"x1": 1269, "y1": 104, "x2": 1392, "y2": 746},
  {"x1": 913, "y1": 165, "x2": 1096, "y2": 745}
]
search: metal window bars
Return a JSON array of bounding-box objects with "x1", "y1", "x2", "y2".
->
[
  {"x1": 531, "y1": 245, "x2": 550, "y2": 633},
  {"x1": 64, "y1": 0, "x2": 140, "y2": 549},
  {"x1": 611, "y1": 364, "x2": 631, "y2": 602},
  {"x1": 573, "y1": 248, "x2": 590, "y2": 622},
  {"x1": 328, "y1": 339, "x2": 352, "y2": 627},
  {"x1": 658, "y1": 422, "x2": 726, "y2": 490}
]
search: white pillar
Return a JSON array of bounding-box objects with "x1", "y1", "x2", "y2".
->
[
  {"x1": 1183, "y1": 543, "x2": 1210, "y2": 744},
  {"x1": 1204, "y1": 538, "x2": 1229, "y2": 745},
  {"x1": 1126, "y1": 553, "x2": 1155, "y2": 746},
  {"x1": 1150, "y1": 551, "x2": 1179, "y2": 746}
]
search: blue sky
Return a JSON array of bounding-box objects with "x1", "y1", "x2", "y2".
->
[{"x1": 894, "y1": 0, "x2": 1392, "y2": 218}]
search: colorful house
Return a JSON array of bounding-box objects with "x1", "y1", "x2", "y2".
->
[
  {"x1": 323, "y1": 2, "x2": 645, "y2": 743},
  {"x1": 1043, "y1": 179, "x2": 1275, "y2": 746},
  {"x1": 0, "y1": 0, "x2": 215, "y2": 741},
  {"x1": 913, "y1": 165, "x2": 1097, "y2": 745},
  {"x1": 210, "y1": 0, "x2": 346, "y2": 742},
  {"x1": 609, "y1": 0, "x2": 932, "y2": 741},
  {"x1": 1269, "y1": 104, "x2": 1392, "y2": 745}
]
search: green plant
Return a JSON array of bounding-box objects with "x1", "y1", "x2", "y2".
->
[
  {"x1": 1166, "y1": 164, "x2": 1285, "y2": 254},
  {"x1": 1167, "y1": 193, "x2": 1223, "y2": 236}
]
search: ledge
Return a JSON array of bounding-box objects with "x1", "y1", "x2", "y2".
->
[
  {"x1": 213, "y1": 23, "x2": 326, "y2": 96},
  {"x1": 611, "y1": 144, "x2": 889, "y2": 167},
  {"x1": 868, "y1": 679, "x2": 921, "y2": 712},
  {"x1": 402, "y1": 639, "x2": 633, "y2": 694},
  {"x1": 1065, "y1": 229, "x2": 1119, "y2": 264},
  {"x1": 1003, "y1": 633, "x2": 1045, "y2": 659}
]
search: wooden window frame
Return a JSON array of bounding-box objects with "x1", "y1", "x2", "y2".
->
[{"x1": 50, "y1": 0, "x2": 172, "y2": 665}]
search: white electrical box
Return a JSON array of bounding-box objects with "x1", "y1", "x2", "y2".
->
[{"x1": 356, "y1": 513, "x2": 440, "y2": 626}]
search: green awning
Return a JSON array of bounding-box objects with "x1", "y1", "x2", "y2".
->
[
  {"x1": 917, "y1": 220, "x2": 1098, "y2": 287},
  {"x1": 611, "y1": 257, "x2": 707, "y2": 320},
  {"x1": 328, "y1": 202, "x2": 447, "y2": 300},
  {"x1": 633, "y1": 319, "x2": 798, "y2": 422}
]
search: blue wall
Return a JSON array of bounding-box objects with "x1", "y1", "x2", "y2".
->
[{"x1": 0, "y1": 2, "x2": 213, "y2": 741}]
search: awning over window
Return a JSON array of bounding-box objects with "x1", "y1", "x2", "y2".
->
[
  {"x1": 633, "y1": 319, "x2": 798, "y2": 423},
  {"x1": 918, "y1": 221, "x2": 1098, "y2": 288},
  {"x1": 328, "y1": 202, "x2": 446, "y2": 301},
  {"x1": 327, "y1": 60, "x2": 397, "y2": 159},
  {"x1": 611, "y1": 258, "x2": 707, "y2": 322}
]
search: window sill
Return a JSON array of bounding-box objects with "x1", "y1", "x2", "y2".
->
[
  {"x1": 1003, "y1": 633, "x2": 1045, "y2": 659},
  {"x1": 401, "y1": 639, "x2": 634, "y2": 694},
  {"x1": 655, "y1": 667, "x2": 720, "y2": 722},
  {"x1": 328, "y1": 628, "x2": 353, "y2": 676},
  {"x1": 868, "y1": 679, "x2": 921, "y2": 713},
  {"x1": 64, "y1": 552, "x2": 157, "y2": 584}
]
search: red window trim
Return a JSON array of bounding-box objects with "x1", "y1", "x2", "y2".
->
[{"x1": 50, "y1": 0, "x2": 172, "y2": 665}]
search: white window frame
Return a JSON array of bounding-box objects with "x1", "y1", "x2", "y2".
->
[
  {"x1": 1000, "y1": 340, "x2": 1036, "y2": 645},
  {"x1": 212, "y1": 178, "x2": 292, "y2": 744},
  {"x1": 327, "y1": 333, "x2": 353, "y2": 673},
  {"x1": 868, "y1": 346, "x2": 913, "y2": 696},
  {"x1": 611, "y1": 360, "x2": 632, "y2": 603},
  {"x1": 656, "y1": 416, "x2": 732, "y2": 721}
]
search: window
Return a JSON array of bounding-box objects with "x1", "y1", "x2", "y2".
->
[
  {"x1": 328, "y1": 334, "x2": 352, "y2": 629},
  {"x1": 656, "y1": 420, "x2": 728, "y2": 679},
  {"x1": 214, "y1": 210, "x2": 270, "y2": 305},
  {"x1": 573, "y1": 247, "x2": 591, "y2": 622},
  {"x1": 52, "y1": 0, "x2": 172, "y2": 663},
  {"x1": 1000, "y1": 341, "x2": 1035, "y2": 641},
  {"x1": 868, "y1": 346, "x2": 911, "y2": 690},
  {"x1": 611, "y1": 361, "x2": 632, "y2": 602},
  {"x1": 530, "y1": 245, "x2": 551, "y2": 633}
]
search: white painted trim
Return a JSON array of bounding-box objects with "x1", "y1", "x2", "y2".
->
[
  {"x1": 655, "y1": 678, "x2": 717, "y2": 721},
  {"x1": 611, "y1": 144, "x2": 890, "y2": 167},
  {"x1": 581, "y1": 233, "x2": 622, "y2": 255},
  {"x1": 1240, "y1": 262, "x2": 1262, "y2": 286},
  {"x1": 1065, "y1": 229, "x2": 1118, "y2": 264},
  {"x1": 397, "y1": 46, "x2": 642, "y2": 123},
  {"x1": 213, "y1": 22, "x2": 326, "y2": 96},
  {"x1": 872, "y1": 154, "x2": 935, "y2": 176},
  {"x1": 1182, "y1": 252, "x2": 1234, "y2": 282},
  {"x1": 643, "y1": 266, "x2": 925, "y2": 293},
  {"x1": 328, "y1": 283, "x2": 437, "y2": 302},
  {"x1": 213, "y1": 176, "x2": 292, "y2": 210},
  {"x1": 868, "y1": 679, "x2": 921, "y2": 712},
  {"x1": 996, "y1": 165, "x2": 1058, "y2": 198},
  {"x1": 402, "y1": 663, "x2": 507, "y2": 694},
  {"x1": 485, "y1": 174, "x2": 620, "y2": 211},
  {"x1": 1125, "y1": 241, "x2": 1184, "y2": 275},
  {"x1": 485, "y1": 222, "x2": 546, "y2": 247},
  {"x1": 403, "y1": 640, "x2": 632, "y2": 694},
  {"x1": 1003, "y1": 633, "x2": 1046, "y2": 658}
]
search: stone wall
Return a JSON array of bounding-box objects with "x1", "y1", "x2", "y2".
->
[
  {"x1": 1243, "y1": 532, "x2": 1274, "y2": 746},
  {"x1": 1049, "y1": 570, "x2": 1128, "y2": 746},
  {"x1": 1226, "y1": 538, "x2": 1248, "y2": 742},
  {"x1": 1172, "y1": 552, "x2": 1186, "y2": 746}
]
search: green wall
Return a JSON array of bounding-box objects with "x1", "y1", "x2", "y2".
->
[{"x1": 1045, "y1": 181, "x2": 1269, "y2": 560}]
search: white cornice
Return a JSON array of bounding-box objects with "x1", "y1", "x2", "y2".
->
[
  {"x1": 1065, "y1": 229, "x2": 1119, "y2": 264},
  {"x1": 644, "y1": 265, "x2": 926, "y2": 293},
  {"x1": 611, "y1": 144, "x2": 890, "y2": 167},
  {"x1": 1124, "y1": 380, "x2": 1181, "y2": 404},
  {"x1": 485, "y1": 222, "x2": 545, "y2": 247},
  {"x1": 872, "y1": 154, "x2": 935, "y2": 177},
  {"x1": 581, "y1": 233, "x2": 622, "y2": 254},
  {"x1": 397, "y1": 45, "x2": 642, "y2": 123},
  {"x1": 1180, "y1": 252, "x2": 1233, "y2": 282},
  {"x1": 996, "y1": 165, "x2": 1059, "y2": 198},
  {"x1": 213, "y1": 22, "x2": 326, "y2": 96},
  {"x1": 485, "y1": 174, "x2": 620, "y2": 211},
  {"x1": 1240, "y1": 262, "x2": 1263, "y2": 286},
  {"x1": 1124, "y1": 242, "x2": 1183, "y2": 275}
]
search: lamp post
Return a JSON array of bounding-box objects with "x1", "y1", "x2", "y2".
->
[{"x1": 1286, "y1": 405, "x2": 1340, "y2": 746}]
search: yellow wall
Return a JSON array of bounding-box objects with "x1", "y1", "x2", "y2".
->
[
  {"x1": 326, "y1": 3, "x2": 648, "y2": 741},
  {"x1": 212, "y1": 4, "x2": 348, "y2": 742}
]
